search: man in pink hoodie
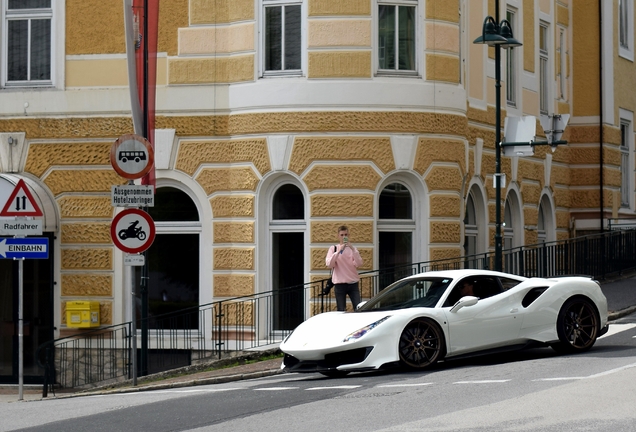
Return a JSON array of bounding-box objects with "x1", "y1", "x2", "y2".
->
[{"x1": 326, "y1": 225, "x2": 364, "y2": 311}]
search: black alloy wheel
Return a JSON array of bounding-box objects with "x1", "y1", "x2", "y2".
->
[
  {"x1": 553, "y1": 297, "x2": 599, "y2": 353},
  {"x1": 398, "y1": 318, "x2": 445, "y2": 369}
]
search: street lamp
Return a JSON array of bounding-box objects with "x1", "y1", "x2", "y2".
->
[{"x1": 473, "y1": 8, "x2": 522, "y2": 272}]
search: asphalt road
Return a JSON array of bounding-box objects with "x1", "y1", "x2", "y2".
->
[{"x1": 4, "y1": 312, "x2": 636, "y2": 432}]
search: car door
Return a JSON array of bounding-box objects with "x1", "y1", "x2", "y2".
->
[{"x1": 443, "y1": 277, "x2": 523, "y2": 355}]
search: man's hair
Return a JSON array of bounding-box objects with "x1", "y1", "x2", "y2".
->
[{"x1": 338, "y1": 225, "x2": 349, "y2": 232}]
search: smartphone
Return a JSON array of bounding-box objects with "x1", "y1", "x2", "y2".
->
[{"x1": 343, "y1": 236, "x2": 348, "y2": 243}]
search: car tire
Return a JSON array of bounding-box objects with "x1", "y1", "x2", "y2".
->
[
  {"x1": 319, "y1": 370, "x2": 350, "y2": 378},
  {"x1": 398, "y1": 318, "x2": 446, "y2": 369},
  {"x1": 552, "y1": 297, "x2": 599, "y2": 354}
]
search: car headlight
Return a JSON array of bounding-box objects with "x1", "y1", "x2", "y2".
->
[{"x1": 343, "y1": 316, "x2": 391, "y2": 343}]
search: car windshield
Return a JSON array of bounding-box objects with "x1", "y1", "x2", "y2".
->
[{"x1": 358, "y1": 277, "x2": 452, "y2": 311}]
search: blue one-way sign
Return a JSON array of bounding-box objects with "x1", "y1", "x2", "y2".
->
[{"x1": 0, "y1": 237, "x2": 49, "y2": 259}]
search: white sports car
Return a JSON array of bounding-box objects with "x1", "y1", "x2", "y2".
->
[{"x1": 280, "y1": 269, "x2": 609, "y2": 377}]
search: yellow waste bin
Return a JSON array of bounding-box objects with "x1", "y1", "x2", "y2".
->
[{"x1": 66, "y1": 301, "x2": 100, "y2": 328}]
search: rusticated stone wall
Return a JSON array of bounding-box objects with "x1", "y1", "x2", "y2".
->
[
  {"x1": 213, "y1": 222, "x2": 254, "y2": 243},
  {"x1": 58, "y1": 197, "x2": 113, "y2": 219},
  {"x1": 213, "y1": 248, "x2": 255, "y2": 270},
  {"x1": 177, "y1": 139, "x2": 271, "y2": 175},
  {"x1": 304, "y1": 165, "x2": 381, "y2": 191},
  {"x1": 310, "y1": 195, "x2": 374, "y2": 217},
  {"x1": 197, "y1": 167, "x2": 260, "y2": 194},
  {"x1": 213, "y1": 275, "x2": 254, "y2": 297},
  {"x1": 61, "y1": 223, "x2": 112, "y2": 244},
  {"x1": 290, "y1": 137, "x2": 394, "y2": 174},
  {"x1": 61, "y1": 248, "x2": 112, "y2": 271},
  {"x1": 210, "y1": 195, "x2": 254, "y2": 217},
  {"x1": 61, "y1": 274, "x2": 112, "y2": 297}
]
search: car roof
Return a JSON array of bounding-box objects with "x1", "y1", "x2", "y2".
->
[{"x1": 404, "y1": 269, "x2": 528, "y2": 281}]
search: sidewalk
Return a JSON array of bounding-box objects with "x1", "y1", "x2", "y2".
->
[{"x1": 2, "y1": 274, "x2": 635, "y2": 404}]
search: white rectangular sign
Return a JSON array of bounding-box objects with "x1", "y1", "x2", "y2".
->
[
  {"x1": 111, "y1": 185, "x2": 154, "y2": 207},
  {"x1": 124, "y1": 254, "x2": 145, "y2": 266},
  {"x1": 0, "y1": 218, "x2": 43, "y2": 236}
]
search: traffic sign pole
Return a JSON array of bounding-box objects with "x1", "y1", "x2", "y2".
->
[
  {"x1": 110, "y1": 134, "x2": 156, "y2": 381},
  {"x1": 18, "y1": 257, "x2": 24, "y2": 401}
]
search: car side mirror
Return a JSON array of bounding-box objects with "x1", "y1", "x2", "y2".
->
[
  {"x1": 450, "y1": 296, "x2": 479, "y2": 313},
  {"x1": 356, "y1": 301, "x2": 367, "y2": 310}
]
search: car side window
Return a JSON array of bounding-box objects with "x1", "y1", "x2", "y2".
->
[
  {"x1": 499, "y1": 277, "x2": 522, "y2": 291},
  {"x1": 473, "y1": 277, "x2": 503, "y2": 299}
]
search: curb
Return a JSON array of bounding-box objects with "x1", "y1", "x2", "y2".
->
[{"x1": 608, "y1": 305, "x2": 636, "y2": 321}]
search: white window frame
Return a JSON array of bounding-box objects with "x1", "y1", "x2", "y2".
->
[
  {"x1": 505, "y1": 8, "x2": 518, "y2": 107},
  {"x1": 539, "y1": 22, "x2": 549, "y2": 115},
  {"x1": 377, "y1": 182, "x2": 416, "y2": 231},
  {"x1": 1, "y1": 0, "x2": 57, "y2": 88},
  {"x1": 619, "y1": 110, "x2": 634, "y2": 209},
  {"x1": 261, "y1": 0, "x2": 303, "y2": 77},
  {"x1": 619, "y1": 0, "x2": 634, "y2": 61},
  {"x1": 376, "y1": 0, "x2": 418, "y2": 76}
]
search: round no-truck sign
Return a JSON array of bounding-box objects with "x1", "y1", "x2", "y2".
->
[
  {"x1": 111, "y1": 208, "x2": 156, "y2": 253},
  {"x1": 110, "y1": 134, "x2": 154, "y2": 180}
]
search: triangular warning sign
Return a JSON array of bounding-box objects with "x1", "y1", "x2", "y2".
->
[{"x1": 0, "y1": 179, "x2": 43, "y2": 217}]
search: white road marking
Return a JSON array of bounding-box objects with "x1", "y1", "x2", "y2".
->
[
  {"x1": 151, "y1": 388, "x2": 241, "y2": 393},
  {"x1": 598, "y1": 323, "x2": 636, "y2": 339},
  {"x1": 377, "y1": 383, "x2": 434, "y2": 388},
  {"x1": 534, "y1": 362, "x2": 636, "y2": 381},
  {"x1": 453, "y1": 380, "x2": 510, "y2": 384},
  {"x1": 306, "y1": 385, "x2": 361, "y2": 390},
  {"x1": 254, "y1": 387, "x2": 299, "y2": 391},
  {"x1": 533, "y1": 377, "x2": 584, "y2": 381},
  {"x1": 585, "y1": 362, "x2": 636, "y2": 379}
]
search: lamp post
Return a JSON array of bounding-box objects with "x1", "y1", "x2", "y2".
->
[{"x1": 473, "y1": 6, "x2": 521, "y2": 272}]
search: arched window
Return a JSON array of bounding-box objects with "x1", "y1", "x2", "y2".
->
[
  {"x1": 270, "y1": 183, "x2": 305, "y2": 330},
  {"x1": 537, "y1": 195, "x2": 555, "y2": 243},
  {"x1": 464, "y1": 193, "x2": 477, "y2": 258},
  {"x1": 378, "y1": 182, "x2": 414, "y2": 286},
  {"x1": 503, "y1": 192, "x2": 523, "y2": 251},
  {"x1": 537, "y1": 194, "x2": 556, "y2": 276},
  {"x1": 137, "y1": 187, "x2": 201, "y2": 329},
  {"x1": 273, "y1": 183, "x2": 304, "y2": 220},
  {"x1": 464, "y1": 185, "x2": 487, "y2": 268}
]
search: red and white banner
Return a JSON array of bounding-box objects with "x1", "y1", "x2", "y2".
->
[{"x1": 123, "y1": 0, "x2": 159, "y2": 188}]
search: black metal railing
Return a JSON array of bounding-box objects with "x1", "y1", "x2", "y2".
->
[{"x1": 38, "y1": 227, "x2": 636, "y2": 391}]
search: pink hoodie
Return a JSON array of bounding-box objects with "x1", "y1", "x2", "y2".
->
[{"x1": 326, "y1": 244, "x2": 363, "y2": 284}]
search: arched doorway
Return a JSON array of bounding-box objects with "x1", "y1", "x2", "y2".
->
[
  {"x1": 270, "y1": 183, "x2": 305, "y2": 330},
  {"x1": 0, "y1": 174, "x2": 57, "y2": 384},
  {"x1": 378, "y1": 182, "x2": 414, "y2": 287},
  {"x1": 136, "y1": 187, "x2": 201, "y2": 329}
]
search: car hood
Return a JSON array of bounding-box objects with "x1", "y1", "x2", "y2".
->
[{"x1": 282, "y1": 311, "x2": 395, "y2": 350}]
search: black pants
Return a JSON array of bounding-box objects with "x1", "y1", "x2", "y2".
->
[{"x1": 334, "y1": 282, "x2": 361, "y2": 311}]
